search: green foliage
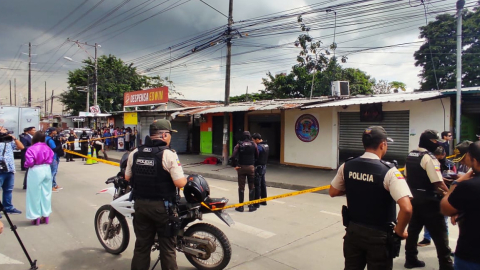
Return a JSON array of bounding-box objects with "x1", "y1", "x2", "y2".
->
[
  {"x1": 414, "y1": 4, "x2": 480, "y2": 90},
  {"x1": 60, "y1": 55, "x2": 178, "y2": 115}
]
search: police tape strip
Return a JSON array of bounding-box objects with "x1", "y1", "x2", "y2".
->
[
  {"x1": 202, "y1": 185, "x2": 331, "y2": 211},
  {"x1": 66, "y1": 134, "x2": 126, "y2": 144},
  {"x1": 63, "y1": 149, "x2": 120, "y2": 167}
]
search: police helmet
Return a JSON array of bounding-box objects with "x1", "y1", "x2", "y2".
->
[{"x1": 183, "y1": 174, "x2": 210, "y2": 203}]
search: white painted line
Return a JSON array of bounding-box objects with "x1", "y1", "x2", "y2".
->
[
  {"x1": 270, "y1": 200, "x2": 285, "y2": 204},
  {"x1": 203, "y1": 215, "x2": 276, "y2": 239},
  {"x1": 0, "y1": 253, "x2": 24, "y2": 265},
  {"x1": 319, "y1": 210, "x2": 342, "y2": 217},
  {"x1": 209, "y1": 185, "x2": 229, "y2": 191}
]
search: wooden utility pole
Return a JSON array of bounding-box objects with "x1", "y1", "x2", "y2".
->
[
  {"x1": 50, "y1": 90, "x2": 54, "y2": 115},
  {"x1": 45, "y1": 82, "x2": 47, "y2": 115},
  {"x1": 28, "y1": 42, "x2": 32, "y2": 107},
  {"x1": 14, "y1": 78, "x2": 16, "y2": 106},
  {"x1": 222, "y1": 0, "x2": 234, "y2": 165},
  {"x1": 9, "y1": 80, "x2": 12, "y2": 105}
]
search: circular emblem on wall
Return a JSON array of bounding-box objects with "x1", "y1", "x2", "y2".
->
[{"x1": 295, "y1": 114, "x2": 319, "y2": 142}]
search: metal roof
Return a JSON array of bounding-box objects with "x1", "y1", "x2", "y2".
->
[
  {"x1": 441, "y1": 87, "x2": 480, "y2": 94},
  {"x1": 302, "y1": 91, "x2": 444, "y2": 109}
]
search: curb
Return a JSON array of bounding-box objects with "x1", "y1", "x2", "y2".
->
[{"x1": 109, "y1": 157, "x2": 329, "y2": 194}]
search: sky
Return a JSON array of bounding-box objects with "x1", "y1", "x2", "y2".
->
[{"x1": 0, "y1": 0, "x2": 473, "y2": 114}]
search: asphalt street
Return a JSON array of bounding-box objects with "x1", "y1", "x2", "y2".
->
[{"x1": 0, "y1": 159, "x2": 459, "y2": 270}]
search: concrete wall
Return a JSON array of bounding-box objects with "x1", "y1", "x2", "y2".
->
[{"x1": 283, "y1": 97, "x2": 451, "y2": 169}]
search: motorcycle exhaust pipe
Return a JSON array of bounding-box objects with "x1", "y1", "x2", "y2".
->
[{"x1": 183, "y1": 247, "x2": 208, "y2": 259}]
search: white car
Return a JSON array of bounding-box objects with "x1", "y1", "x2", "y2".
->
[{"x1": 61, "y1": 128, "x2": 93, "y2": 152}]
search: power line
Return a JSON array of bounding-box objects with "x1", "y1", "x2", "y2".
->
[{"x1": 198, "y1": 0, "x2": 228, "y2": 18}]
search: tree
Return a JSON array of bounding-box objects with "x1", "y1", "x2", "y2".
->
[
  {"x1": 389, "y1": 81, "x2": 406, "y2": 93},
  {"x1": 372, "y1": 80, "x2": 407, "y2": 94},
  {"x1": 414, "y1": 4, "x2": 480, "y2": 90},
  {"x1": 60, "y1": 55, "x2": 178, "y2": 115}
]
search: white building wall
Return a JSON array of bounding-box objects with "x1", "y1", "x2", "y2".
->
[{"x1": 283, "y1": 97, "x2": 451, "y2": 169}]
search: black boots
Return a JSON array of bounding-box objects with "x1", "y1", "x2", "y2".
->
[
  {"x1": 404, "y1": 259, "x2": 426, "y2": 269},
  {"x1": 248, "y1": 189, "x2": 257, "y2": 212},
  {"x1": 235, "y1": 190, "x2": 244, "y2": 212}
]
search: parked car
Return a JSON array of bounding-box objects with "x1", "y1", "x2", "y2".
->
[{"x1": 61, "y1": 128, "x2": 93, "y2": 152}]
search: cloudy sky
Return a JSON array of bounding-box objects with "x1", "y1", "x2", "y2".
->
[{"x1": 0, "y1": 0, "x2": 472, "y2": 113}]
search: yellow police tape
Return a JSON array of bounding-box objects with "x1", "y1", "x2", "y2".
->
[
  {"x1": 63, "y1": 149, "x2": 120, "y2": 167},
  {"x1": 66, "y1": 134, "x2": 125, "y2": 144}
]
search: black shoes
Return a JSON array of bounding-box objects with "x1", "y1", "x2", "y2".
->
[
  {"x1": 404, "y1": 259, "x2": 426, "y2": 269},
  {"x1": 235, "y1": 206, "x2": 244, "y2": 212},
  {"x1": 248, "y1": 206, "x2": 257, "y2": 212},
  {"x1": 260, "y1": 202, "x2": 267, "y2": 206},
  {"x1": 417, "y1": 238, "x2": 431, "y2": 247}
]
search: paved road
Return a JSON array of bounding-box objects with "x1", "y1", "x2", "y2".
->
[{"x1": 0, "y1": 160, "x2": 458, "y2": 269}]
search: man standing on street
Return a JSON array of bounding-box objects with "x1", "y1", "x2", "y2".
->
[
  {"x1": 329, "y1": 126, "x2": 412, "y2": 270},
  {"x1": 252, "y1": 133, "x2": 269, "y2": 208},
  {"x1": 46, "y1": 128, "x2": 62, "y2": 192},
  {"x1": 0, "y1": 126, "x2": 25, "y2": 218},
  {"x1": 441, "y1": 141, "x2": 480, "y2": 269},
  {"x1": 79, "y1": 130, "x2": 90, "y2": 161},
  {"x1": 404, "y1": 130, "x2": 453, "y2": 269},
  {"x1": 440, "y1": 131, "x2": 453, "y2": 156},
  {"x1": 231, "y1": 131, "x2": 259, "y2": 212},
  {"x1": 65, "y1": 129, "x2": 77, "y2": 162},
  {"x1": 21, "y1": 127, "x2": 35, "y2": 189},
  {"x1": 125, "y1": 119, "x2": 187, "y2": 270}
]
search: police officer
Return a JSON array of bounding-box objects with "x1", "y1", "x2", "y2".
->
[
  {"x1": 79, "y1": 130, "x2": 90, "y2": 161},
  {"x1": 231, "y1": 131, "x2": 259, "y2": 212},
  {"x1": 65, "y1": 129, "x2": 77, "y2": 162},
  {"x1": 125, "y1": 119, "x2": 187, "y2": 270},
  {"x1": 252, "y1": 133, "x2": 269, "y2": 208},
  {"x1": 404, "y1": 130, "x2": 453, "y2": 269},
  {"x1": 329, "y1": 126, "x2": 413, "y2": 270}
]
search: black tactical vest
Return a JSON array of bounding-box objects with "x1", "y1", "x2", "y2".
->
[
  {"x1": 256, "y1": 142, "x2": 269, "y2": 165},
  {"x1": 80, "y1": 134, "x2": 89, "y2": 145},
  {"x1": 238, "y1": 140, "x2": 256, "y2": 166},
  {"x1": 344, "y1": 157, "x2": 396, "y2": 230},
  {"x1": 405, "y1": 150, "x2": 434, "y2": 192},
  {"x1": 132, "y1": 145, "x2": 176, "y2": 201}
]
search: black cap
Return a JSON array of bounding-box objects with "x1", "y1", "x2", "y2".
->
[
  {"x1": 362, "y1": 126, "x2": 393, "y2": 142},
  {"x1": 452, "y1": 140, "x2": 473, "y2": 162},
  {"x1": 242, "y1": 131, "x2": 251, "y2": 137},
  {"x1": 46, "y1": 127, "x2": 56, "y2": 134},
  {"x1": 252, "y1": 133, "x2": 261, "y2": 140},
  {"x1": 150, "y1": 119, "x2": 177, "y2": 133},
  {"x1": 421, "y1": 129, "x2": 445, "y2": 143}
]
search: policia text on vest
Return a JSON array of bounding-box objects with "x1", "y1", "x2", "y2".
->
[{"x1": 329, "y1": 126, "x2": 413, "y2": 270}]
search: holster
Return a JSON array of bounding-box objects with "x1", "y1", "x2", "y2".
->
[
  {"x1": 386, "y1": 224, "x2": 402, "y2": 259},
  {"x1": 342, "y1": 205, "x2": 350, "y2": 227},
  {"x1": 163, "y1": 201, "x2": 180, "y2": 238}
]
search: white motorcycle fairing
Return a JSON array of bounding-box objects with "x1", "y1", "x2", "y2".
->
[{"x1": 97, "y1": 188, "x2": 135, "y2": 219}]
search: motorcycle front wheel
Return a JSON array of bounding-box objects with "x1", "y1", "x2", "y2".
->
[
  {"x1": 184, "y1": 223, "x2": 232, "y2": 270},
  {"x1": 94, "y1": 204, "x2": 130, "y2": 254}
]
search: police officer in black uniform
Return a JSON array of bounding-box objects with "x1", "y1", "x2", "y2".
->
[
  {"x1": 79, "y1": 130, "x2": 90, "y2": 161},
  {"x1": 404, "y1": 130, "x2": 453, "y2": 269},
  {"x1": 330, "y1": 126, "x2": 413, "y2": 270},
  {"x1": 125, "y1": 119, "x2": 187, "y2": 270},
  {"x1": 252, "y1": 133, "x2": 269, "y2": 208},
  {"x1": 65, "y1": 129, "x2": 77, "y2": 162},
  {"x1": 231, "y1": 131, "x2": 259, "y2": 212}
]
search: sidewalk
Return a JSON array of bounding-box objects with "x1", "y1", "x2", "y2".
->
[{"x1": 104, "y1": 150, "x2": 336, "y2": 192}]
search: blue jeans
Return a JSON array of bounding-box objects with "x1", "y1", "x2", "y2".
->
[
  {"x1": 455, "y1": 256, "x2": 480, "y2": 270},
  {"x1": 424, "y1": 215, "x2": 449, "y2": 240},
  {"x1": 50, "y1": 159, "x2": 58, "y2": 188},
  {"x1": 0, "y1": 172, "x2": 15, "y2": 211}
]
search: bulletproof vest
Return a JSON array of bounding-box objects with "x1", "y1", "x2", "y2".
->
[
  {"x1": 68, "y1": 135, "x2": 75, "y2": 142},
  {"x1": 132, "y1": 145, "x2": 176, "y2": 201},
  {"x1": 344, "y1": 157, "x2": 396, "y2": 230},
  {"x1": 238, "y1": 140, "x2": 256, "y2": 166},
  {"x1": 256, "y1": 142, "x2": 269, "y2": 165},
  {"x1": 80, "y1": 135, "x2": 89, "y2": 145},
  {"x1": 405, "y1": 150, "x2": 434, "y2": 192}
]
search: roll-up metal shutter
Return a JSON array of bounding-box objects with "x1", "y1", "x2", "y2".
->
[
  {"x1": 339, "y1": 111, "x2": 410, "y2": 165},
  {"x1": 170, "y1": 121, "x2": 188, "y2": 153}
]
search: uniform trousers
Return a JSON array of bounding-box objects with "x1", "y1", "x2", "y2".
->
[
  {"x1": 65, "y1": 143, "x2": 75, "y2": 161},
  {"x1": 132, "y1": 200, "x2": 177, "y2": 270},
  {"x1": 26, "y1": 164, "x2": 52, "y2": 220},
  {"x1": 343, "y1": 222, "x2": 392, "y2": 270},
  {"x1": 405, "y1": 192, "x2": 453, "y2": 270},
  {"x1": 237, "y1": 165, "x2": 255, "y2": 191},
  {"x1": 254, "y1": 165, "x2": 267, "y2": 205}
]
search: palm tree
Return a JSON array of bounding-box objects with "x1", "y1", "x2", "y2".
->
[{"x1": 389, "y1": 81, "x2": 406, "y2": 93}]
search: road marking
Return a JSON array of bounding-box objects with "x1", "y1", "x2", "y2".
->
[
  {"x1": 270, "y1": 200, "x2": 285, "y2": 204},
  {"x1": 0, "y1": 253, "x2": 24, "y2": 265},
  {"x1": 203, "y1": 215, "x2": 276, "y2": 239},
  {"x1": 209, "y1": 185, "x2": 229, "y2": 191},
  {"x1": 319, "y1": 210, "x2": 342, "y2": 217}
]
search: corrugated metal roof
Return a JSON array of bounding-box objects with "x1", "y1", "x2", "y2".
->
[
  {"x1": 302, "y1": 91, "x2": 443, "y2": 109},
  {"x1": 441, "y1": 87, "x2": 480, "y2": 94}
]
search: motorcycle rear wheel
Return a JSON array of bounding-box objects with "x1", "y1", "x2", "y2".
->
[
  {"x1": 94, "y1": 204, "x2": 130, "y2": 254},
  {"x1": 184, "y1": 223, "x2": 232, "y2": 270}
]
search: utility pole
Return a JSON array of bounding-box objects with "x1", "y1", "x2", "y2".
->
[
  {"x1": 9, "y1": 80, "x2": 12, "y2": 105},
  {"x1": 45, "y1": 82, "x2": 47, "y2": 116},
  {"x1": 222, "y1": 0, "x2": 234, "y2": 165},
  {"x1": 50, "y1": 90, "x2": 54, "y2": 115},
  {"x1": 28, "y1": 42, "x2": 32, "y2": 107},
  {"x1": 455, "y1": 0, "x2": 464, "y2": 143},
  {"x1": 14, "y1": 78, "x2": 16, "y2": 106}
]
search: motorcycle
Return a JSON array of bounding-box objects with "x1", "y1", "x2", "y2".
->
[{"x1": 94, "y1": 155, "x2": 234, "y2": 270}]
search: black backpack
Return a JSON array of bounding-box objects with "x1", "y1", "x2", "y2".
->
[{"x1": 47, "y1": 138, "x2": 65, "y2": 157}]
